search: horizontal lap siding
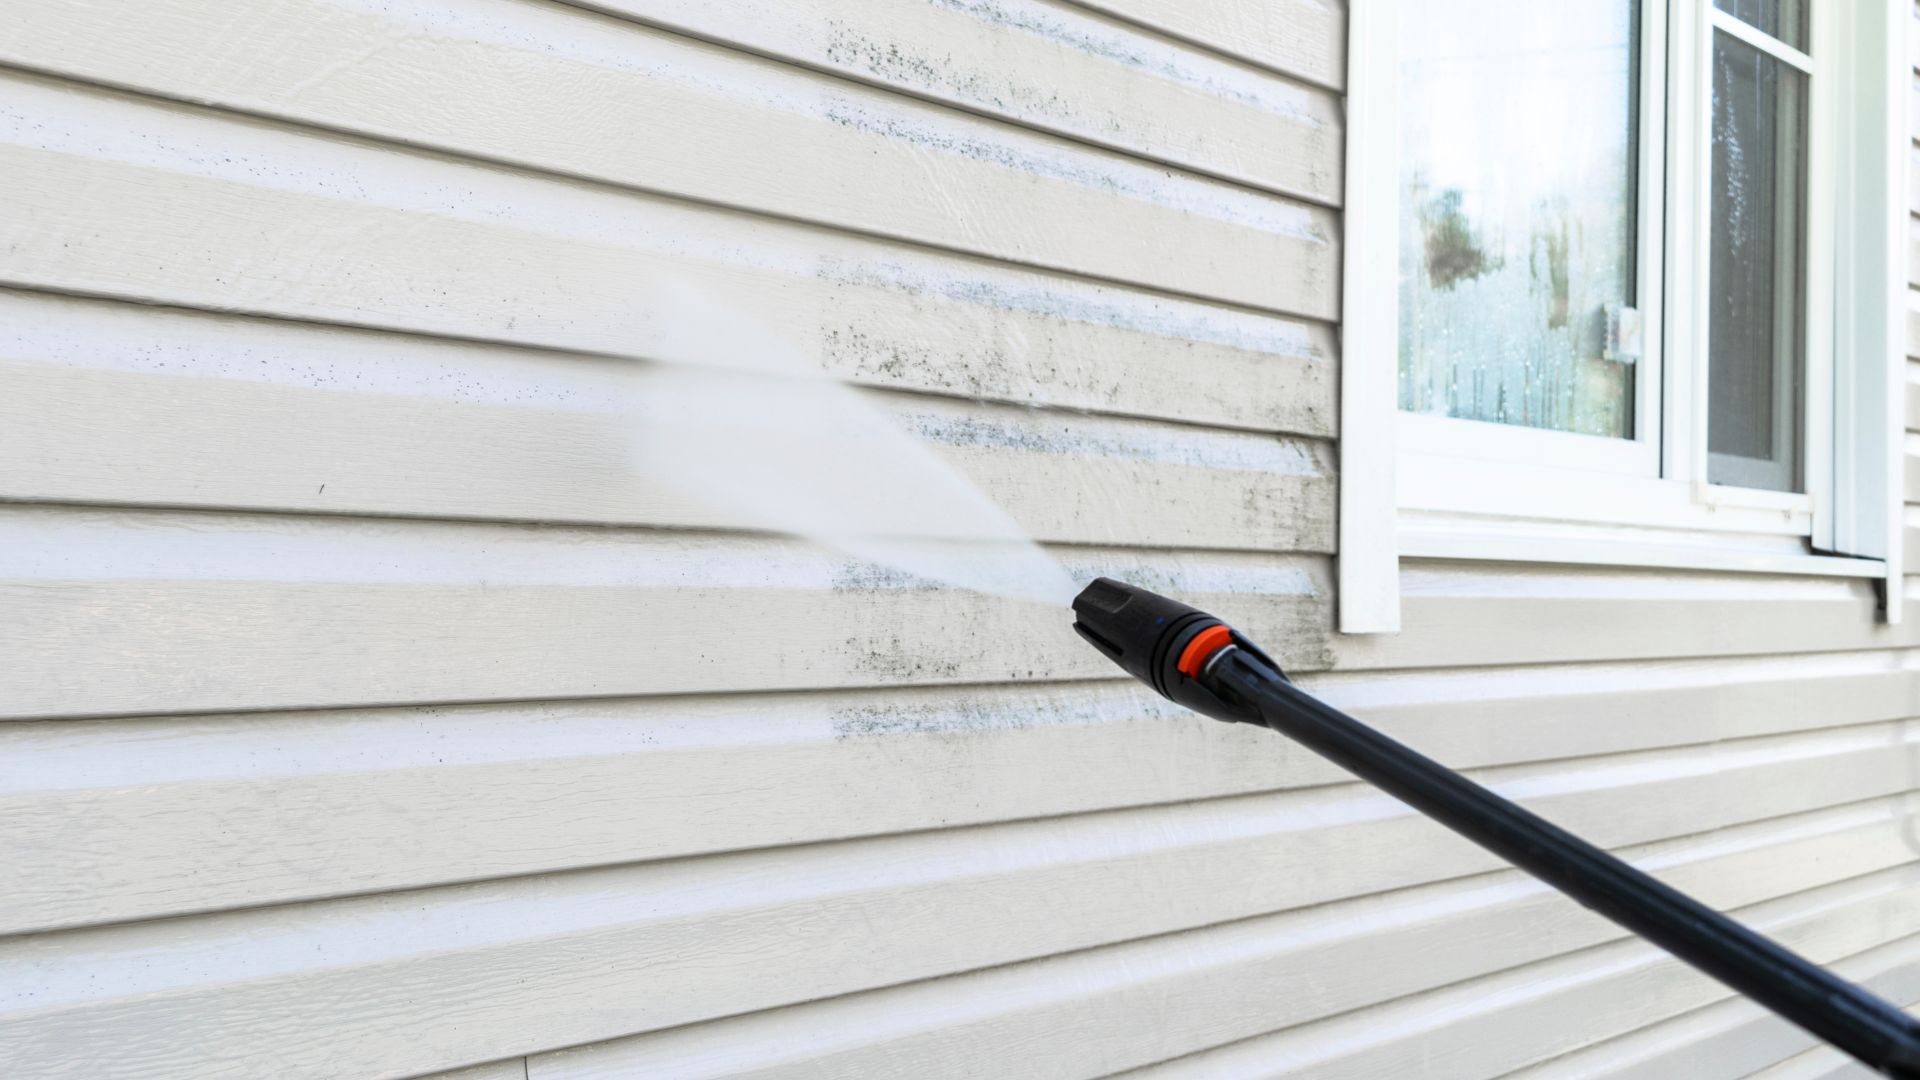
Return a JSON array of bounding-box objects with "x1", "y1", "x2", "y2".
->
[
  {"x1": 530, "y1": 807, "x2": 1920, "y2": 1079},
  {"x1": 1068, "y1": 0, "x2": 1346, "y2": 90},
  {"x1": 11, "y1": 793, "x2": 1918, "y2": 1078},
  {"x1": 0, "y1": 5, "x2": 1337, "y2": 317},
  {"x1": 0, "y1": 0, "x2": 1344, "y2": 202},
  {"x1": 425, "y1": 1065, "x2": 527, "y2": 1080},
  {"x1": 10, "y1": 648, "x2": 1919, "y2": 935},
  {"x1": 1106, "y1": 869, "x2": 1920, "y2": 1080},
  {"x1": 0, "y1": 292, "x2": 1332, "y2": 550},
  {"x1": 0, "y1": 504, "x2": 1331, "y2": 721},
  {"x1": 4, "y1": 4, "x2": 1918, "y2": 1080},
  {"x1": 0, "y1": 78, "x2": 1334, "y2": 433},
  {"x1": 1499, "y1": 937, "x2": 1920, "y2": 1079},
  {"x1": 0, "y1": 1, "x2": 1349, "y2": 1078}
]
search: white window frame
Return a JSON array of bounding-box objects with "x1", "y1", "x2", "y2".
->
[
  {"x1": 1338, "y1": 0, "x2": 1909, "y2": 633},
  {"x1": 1395, "y1": 0, "x2": 1668, "y2": 487},
  {"x1": 1689, "y1": 5, "x2": 1828, "y2": 503}
]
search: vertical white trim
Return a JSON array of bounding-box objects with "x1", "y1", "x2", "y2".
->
[
  {"x1": 1831, "y1": 0, "x2": 1863, "y2": 556},
  {"x1": 1880, "y1": 0, "x2": 1907, "y2": 621},
  {"x1": 1660, "y1": 0, "x2": 1692, "y2": 488},
  {"x1": 1829, "y1": 0, "x2": 1907, "y2": 621},
  {"x1": 1805, "y1": 0, "x2": 1836, "y2": 547},
  {"x1": 1672, "y1": 0, "x2": 1716, "y2": 497},
  {"x1": 1635, "y1": 0, "x2": 1672, "y2": 468},
  {"x1": 1337, "y1": 0, "x2": 1401, "y2": 634}
]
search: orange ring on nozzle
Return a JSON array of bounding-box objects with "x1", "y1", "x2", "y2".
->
[{"x1": 1176, "y1": 624, "x2": 1235, "y2": 679}]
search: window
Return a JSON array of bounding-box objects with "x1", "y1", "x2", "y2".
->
[
  {"x1": 1705, "y1": 3, "x2": 1811, "y2": 492},
  {"x1": 1398, "y1": 1, "x2": 1645, "y2": 443},
  {"x1": 1336, "y1": 0, "x2": 1909, "y2": 632},
  {"x1": 1395, "y1": 0, "x2": 1830, "y2": 500}
]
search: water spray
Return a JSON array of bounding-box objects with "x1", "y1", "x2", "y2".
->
[{"x1": 1072, "y1": 577, "x2": 1920, "y2": 1078}]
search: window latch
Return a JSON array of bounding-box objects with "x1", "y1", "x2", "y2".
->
[{"x1": 1603, "y1": 302, "x2": 1643, "y2": 365}]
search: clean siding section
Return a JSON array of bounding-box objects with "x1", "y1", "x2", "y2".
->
[{"x1": 1498, "y1": 936, "x2": 1920, "y2": 1078}]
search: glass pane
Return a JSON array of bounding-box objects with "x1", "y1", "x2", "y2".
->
[
  {"x1": 1397, "y1": 1, "x2": 1640, "y2": 439},
  {"x1": 1712, "y1": 0, "x2": 1809, "y2": 51},
  {"x1": 1706, "y1": 31, "x2": 1807, "y2": 493}
]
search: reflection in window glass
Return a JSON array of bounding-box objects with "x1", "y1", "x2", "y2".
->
[
  {"x1": 1398, "y1": 1, "x2": 1640, "y2": 439},
  {"x1": 1711, "y1": 0, "x2": 1808, "y2": 51},
  {"x1": 1706, "y1": 32, "x2": 1807, "y2": 492}
]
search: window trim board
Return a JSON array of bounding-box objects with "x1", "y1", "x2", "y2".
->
[
  {"x1": 1398, "y1": 509, "x2": 1886, "y2": 578},
  {"x1": 1336, "y1": 0, "x2": 1403, "y2": 634}
]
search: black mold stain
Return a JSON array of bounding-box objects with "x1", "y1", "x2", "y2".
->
[
  {"x1": 830, "y1": 690, "x2": 1171, "y2": 738},
  {"x1": 833, "y1": 698, "x2": 1031, "y2": 738},
  {"x1": 847, "y1": 632, "x2": 966, "y2": 681},
  {"x1": 831, "y1": 560, "x2": 940, "y2": 592}
]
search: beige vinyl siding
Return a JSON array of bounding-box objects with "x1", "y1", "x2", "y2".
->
[
  {"x1": 426, "y1": 1065, "x2": 527, "y2": 1080},
  {"x1": 1, "y1": 5, "x2": 1916, "y2": 1080},
  {"x1": 0, "y1": 1, "x2": 1342, "y2": 1078}
]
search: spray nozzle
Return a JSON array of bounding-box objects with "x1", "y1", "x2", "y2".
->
[
  {"x1": 1076, "y1": 584, "x2": 1920, "y2": 1077},
  {"x1": 1070, "y1": 577, "x2": 1285, "y2": 725}
]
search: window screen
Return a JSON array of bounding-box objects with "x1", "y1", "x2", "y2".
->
[{"x1": 1705, "y1": 10, "x2": 1808, "y2": 492}]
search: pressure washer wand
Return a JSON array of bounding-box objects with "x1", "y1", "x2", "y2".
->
[{"x1": 1071, "y1": 577, "x2": 1920, "y2": 1078}]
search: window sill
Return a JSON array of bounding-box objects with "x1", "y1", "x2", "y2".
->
[
  {"x1": 1399, "y1": 449, "x2": 1814, "y2": 537},
  {"x1": 1399, "y1": 509, "x2": 1887, "y2": 579}
]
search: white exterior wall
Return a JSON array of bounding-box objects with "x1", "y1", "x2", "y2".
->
[{"x1": 0, "y1": 3, "x2": 1917, "y2": 1079}]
